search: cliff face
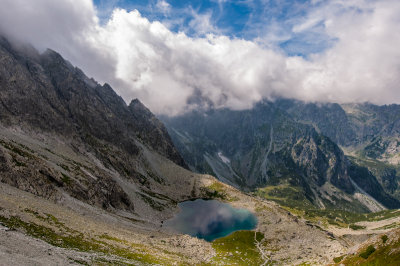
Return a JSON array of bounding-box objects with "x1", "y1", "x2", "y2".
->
[{"x1": 0, "y1": 36, "x2": 192, "y2": 221}]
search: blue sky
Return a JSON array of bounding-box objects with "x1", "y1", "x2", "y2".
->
[{"x1": 93, "y1": 0, "x2": 335, "y2": 56}]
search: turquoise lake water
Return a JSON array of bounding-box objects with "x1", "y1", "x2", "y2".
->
[{"x1": 163, "y1": 199, "x2": 257, "y2": 242}]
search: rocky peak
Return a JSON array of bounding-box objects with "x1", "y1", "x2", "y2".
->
[
  {"x1": 0, "y1": 35, "x2": 186, "y2": 167},
  {"x1": 129, "y1": 98, "x2": 152, "y2": 116}
]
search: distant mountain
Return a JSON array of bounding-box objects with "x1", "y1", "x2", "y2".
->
[
  {"x1": 276, "y1": 100, "x2": 400, "y2": 201},
  {"x1": 162, "y1": 100, "x2": 400, "y2": 212}
]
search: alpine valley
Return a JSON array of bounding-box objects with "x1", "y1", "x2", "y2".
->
[{"x1": 1, "y1": 35, "x2": 400, "y2": 266}]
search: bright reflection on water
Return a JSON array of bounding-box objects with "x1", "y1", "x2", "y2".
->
[{"x1": 164, "y1": 199, "x2": 257, "y2": 242}]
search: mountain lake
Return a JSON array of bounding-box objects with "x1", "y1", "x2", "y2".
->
[{"x1": 163, "y1": 199, "x2": 257, "y2": 241}]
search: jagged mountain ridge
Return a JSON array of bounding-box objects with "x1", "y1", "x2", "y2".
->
[
  {"x1": 162, "y1": 101, "x2": 400, "y2": 212},
  {"x1": 0, "y1": 36, "x2": 199, "y2": 221},
  {"x1": 0, "y1": 37, "x2": 186, "y2": 168}
]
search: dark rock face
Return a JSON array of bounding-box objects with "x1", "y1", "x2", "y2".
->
[
  {"x1": 162, "y1": 100, "x2": 400, "y2": 211},
  {"x1": 290, "y1": 133, "x2": 354, "y2": 194},
  {"x1": 0, "y1": 36, "x2": 187, "y2": 215}
]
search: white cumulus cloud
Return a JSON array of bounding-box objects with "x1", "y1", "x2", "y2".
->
[
  {"x1": 0, "y1": 0, "x2": 399, "y2": 115},
  {"x1": 156, "y1": 0, "x2": 171, "y2": 15}
]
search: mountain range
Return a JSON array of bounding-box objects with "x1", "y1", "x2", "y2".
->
[
  {"x1": 162, "y1": 99, "x2": 400, "y2": 213},
  {"x1": 1, "y1": 35, "x2": 400, "y2": 265}
]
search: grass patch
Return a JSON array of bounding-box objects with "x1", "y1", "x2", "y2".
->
[
  {"x1": 12, "y1": 157, "x2": 26, "y2": 167},
  {"x1": 61, "y1": 173, "x2": 72, "y2": 185},
  {"x1": 202, "y1": 182, "x2": 228, "y2": 200},
  {"x1": 341, "y1": 229, "x2": 400, "y2": 265},
  {"x1": 201, "y1": 182, "x2": 240, "y2": 201},
  {"x1": 23, "y1": 208, "x2": 71, "y2": 232},
  {"x1": 359, "y1": 245, "x2": 376, "y2": 259},
  {"x1": 211, "y1": 230, "x2": 265, "y2": 265},
  {"x1": 374, "y1": 222, "x2": 399, "y2": 230},
  {"x1": 333, "y1": 255, "x2": 345, "y2": 263},
  {"x1": 254, "y1": 184, "x2": 314, "y2": 210},
  {"x1": 349, "y1": 224, "x2": 366, "y2": 230},
  {"x1": 99, "y1": 234, "x2": 128, "y2": 245}
]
